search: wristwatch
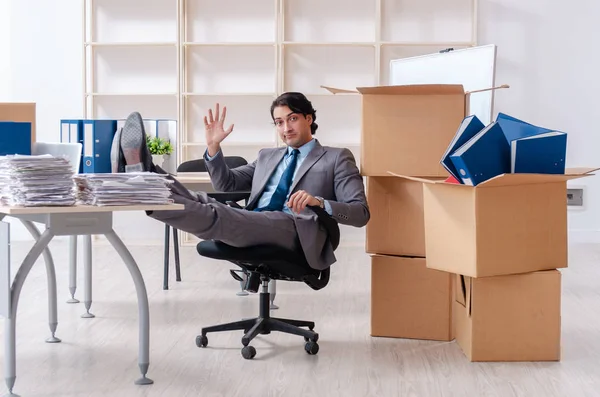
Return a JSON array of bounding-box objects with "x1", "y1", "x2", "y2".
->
[{"x1": 315, "y1": 196, "x2": 325, "y2": 209}]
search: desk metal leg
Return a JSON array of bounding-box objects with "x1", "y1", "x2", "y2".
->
[
  {"x1": 173, "y1": 229, "x2": 181, "y2": 282},
  {"x1": 163, "y1": 225, "x2": 170, "y2": 290},
  {"x1": 20, "y1": 221, "x2": 61, "y2": 343},
  {"x1": 81, "y1": 235, "x2": 94, "y2": 318},
  {"x1": 104, "y1": 230, "x2": 153, "y2": 386},
  {"x1": 67, "y1": 235, "x2": 79, "y2": 303},
  {"x1": 5, "y1": 229, "x2": 54, "y2": 397}
]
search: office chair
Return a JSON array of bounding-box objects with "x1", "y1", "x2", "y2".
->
[
  {"x1": 195, "y1": 204, "x2": 340, "y2": 359},
  {"x1": 163, "y1": 156, "x2": 250, "y2": 290}
]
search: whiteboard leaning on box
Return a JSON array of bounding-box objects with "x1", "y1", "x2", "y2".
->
[{"x1": 389, "y1": 44, "x2": 497, "y2": 125}]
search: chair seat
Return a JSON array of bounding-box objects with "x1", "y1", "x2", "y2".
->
[
  {"x1": 197, "y1": 240, "x2": 329, "y2": 287},
  {"x1": 198, "y1": 240, "x2": 307, "y2": 267}
]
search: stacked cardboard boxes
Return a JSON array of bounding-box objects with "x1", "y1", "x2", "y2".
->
[
  {"x1": 387, "y1": 167, "x2": 597, "y2": 361},
  {"x1": 338, "y1": 83, "x2": 595, "y2": 361},
  {"x1": 347, "y1": 84, "x2": 476, "y2": 342}
]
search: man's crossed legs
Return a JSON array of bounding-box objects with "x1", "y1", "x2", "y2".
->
[{"x1": 112, "y1": 111, "x2": 301, "y2": 254}]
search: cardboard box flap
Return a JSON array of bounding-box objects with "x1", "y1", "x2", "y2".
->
[
  {"x1": 455, "y1": 275, "x2": 473, "y2": 315},
  {"x1": 478, "y1": 167, "x2": 599, "y2": 188},
  {"x1": 356, "y1": 84, "x2": 465, "y2": 96},
  {"x1": 564, "y1": 167, "x2": 600, "y2": 175},
  {"x1": 321, "y1": 84, "x2": 465, "y2": 96},
  {"x1": 388, "y1": 168, "x2": 599, "y2": 188},
  {"x1": 322, "y1": 83, "x2": 509, "y2": 96},
  {"x1": 320, "y1": 85, "x2": 358, "y2": 94},
  {"x1": 465, "y1": 84, "x2": 510, "y2": 96},
  {"x1": 387, "y1": 171, "x2": 458, "y2": 185}
]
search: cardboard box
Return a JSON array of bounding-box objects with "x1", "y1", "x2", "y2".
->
[
  {"x1": 454, "y1": 270, "x2": 561, "y2": 362},
  {"x1": 366, "y1": 176, "x2": 433, "y2": 257},
  {"x1": 389, "y1": 168, "x2": 598, "y2": 277},
  {"x1": 0, "y1": 103, "x2": 36, "y2": 144},
  {"x1": 370, "y1": 255, "x2": 454, "y2": 341},
  {"x1": 322, "y1": 84, "x2": 472, "y2": 177}
]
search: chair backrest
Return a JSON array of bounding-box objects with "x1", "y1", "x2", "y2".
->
[
  {"x1": 32, "y1": 142, "x2": 82, "y2": 174},
  {"x1": 177, "y1": 156, "x2": 248, "y2": 173}
]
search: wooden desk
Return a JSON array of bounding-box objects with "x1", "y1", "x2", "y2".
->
[{"x1": 0, "y1": 203, "x2": 183, "y2": 395}]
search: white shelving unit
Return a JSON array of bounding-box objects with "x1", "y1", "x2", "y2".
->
[{"x1": 84, "y1": 0, "x2": 478, "y2": 245}]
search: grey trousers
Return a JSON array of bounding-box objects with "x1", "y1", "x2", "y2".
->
[{"x1": 147, "y1": 176, "x2": 300, "y2": 252}]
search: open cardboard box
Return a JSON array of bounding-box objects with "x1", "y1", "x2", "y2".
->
[
  {"x1": 321, "y1": 84, "x2": 508, "y2": 177},
  {"x1": 388, "y1": 167, "x2": 599, "y2": 278},
  {"x1": 454, "y1": 270, "x2": 561, "y2": 362}
]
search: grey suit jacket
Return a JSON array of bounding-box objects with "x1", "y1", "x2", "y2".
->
[{"x1": 205, "y1": 139, "x2": 370, "y2": 270}]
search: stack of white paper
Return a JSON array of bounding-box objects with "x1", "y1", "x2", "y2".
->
[
  {"x1": 74, "y1": 172, "x2": 173, "y2": 206},
  {"x1": 0, "y1": 154, "x2": 76, "y2": 206}
]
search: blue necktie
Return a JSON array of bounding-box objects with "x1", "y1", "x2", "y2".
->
[{"x1": 255, "y1": 149, "x2": 300, "y2": 212}]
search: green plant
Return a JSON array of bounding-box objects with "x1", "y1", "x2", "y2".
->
[{"x1": 146, "y1": 135, "x2": 173, "y2": 156}]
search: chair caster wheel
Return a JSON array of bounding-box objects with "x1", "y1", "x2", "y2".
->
[
  {"x1": 305, "y1": 341, "x2": 319, "y2": 355},
  {"x1": 196, "y1": 335, "x2": 208, "y2": 348},
  {"x1": 242, "y1": 345, "x2": 256, "y2": 359}
]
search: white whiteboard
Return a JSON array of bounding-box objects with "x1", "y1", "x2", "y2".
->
[{"x1": 389, "y1": 44, "x2": 497, "y2": 124}]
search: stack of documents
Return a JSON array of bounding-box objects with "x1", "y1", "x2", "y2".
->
[
  {"x1": 0, "y1": 154, "x2": 76, "y2": 206},
  {"x1": 74, "y1": 172, "x2": 173, "y2": 206}
]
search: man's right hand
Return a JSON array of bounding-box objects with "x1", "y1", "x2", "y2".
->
[{"x1": 204, "y1": 103, "x2": 234, "y2": 157}]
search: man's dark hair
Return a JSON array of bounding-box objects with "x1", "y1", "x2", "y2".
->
[{"x1": 270, "y1": 92, "x2": 318, "y2": 135}]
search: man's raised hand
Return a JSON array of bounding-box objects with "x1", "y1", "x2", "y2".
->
[{"x1": 204, "y1": 103, "x2": 234, "y2": 157}]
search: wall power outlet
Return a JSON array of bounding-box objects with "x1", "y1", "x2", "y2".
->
[{"x1": 567, "y1": 188, "x2": 584, "y2": 206}]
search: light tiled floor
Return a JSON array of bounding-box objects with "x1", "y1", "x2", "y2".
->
[{"x1": 0, "y1": 237, "x2": 599, "y2": 396}]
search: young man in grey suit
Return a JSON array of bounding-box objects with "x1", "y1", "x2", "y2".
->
[{"x1": 112, "y1": 92, "x2": 370, "y2": 273}]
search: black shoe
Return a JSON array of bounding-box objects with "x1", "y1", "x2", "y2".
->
[{"x1": 119, "y1": 112, "x2": 154, "y2": 173}]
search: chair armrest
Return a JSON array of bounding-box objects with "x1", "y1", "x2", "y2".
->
[
  {"x1": 207, "y1": 191, "x2": 251, "y2": 205},
  {"x1": 307, "y1": 205, "x2": 340, "y2": 251},
  {"x1": 226, "y1": 200, "x2": 244, "y2": 209},
  {"x1": 303, "y1": 268, "x2": 330, "y2": 291}
]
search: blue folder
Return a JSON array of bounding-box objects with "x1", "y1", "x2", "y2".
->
[
  {"x1": 449, "y1": 121, "x2": 511, "y2": 186},
  {"x1": 0, "y1": 121, "x2": 31, "y2": 156},
  {"x1": 60, "y1": 119, "x2": 84, "y2": 172},
  {"x1": 440, "y1": 115, "x2": 485, "y2": 183},
  {"x1": 496, "y1": 113, "x2": 553, "y2": 146},
  {"x1": 82, "y1": 120, "x2": 117, "y2": 173},
  {"x1": 511, "y1": 132, "x2": 567, "y2": 174}
]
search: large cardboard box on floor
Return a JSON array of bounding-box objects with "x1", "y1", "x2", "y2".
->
[
  {"x1": 389, "y1": 168, "x2": 598, "y2": 278},
  {"x1": 454, "y1": 270, "x2": 561, "y2": 362},
  {"x1": 322, "y1": 84, "x2": 475, "y2": 177},
  {"x1": 370, "y1": 254, "x2": 454, "y2": 341},
  {"x1": 366, "y1": 176, "x2": 433, "y2": 257},
  {"x1": 0, "y1": 103, "x2": 36, "y2": 144}
]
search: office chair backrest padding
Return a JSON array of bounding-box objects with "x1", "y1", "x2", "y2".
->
[{"x1": 177, "y1": 156, "x2": 248, "y2": 173}]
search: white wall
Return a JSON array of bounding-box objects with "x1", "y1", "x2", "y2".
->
[
  {"x1": 4, "y1": 0, "x2": 600, "y2": 242},
  {"x1": 0, "y1": 0, "x2": 11, "y2": 101},
  {"x1": 478, "y1": 0, "x2": 600, "y2": 240},
  {"x1": 5, "y1": 0, "x2": 166, "y2": 243}
]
